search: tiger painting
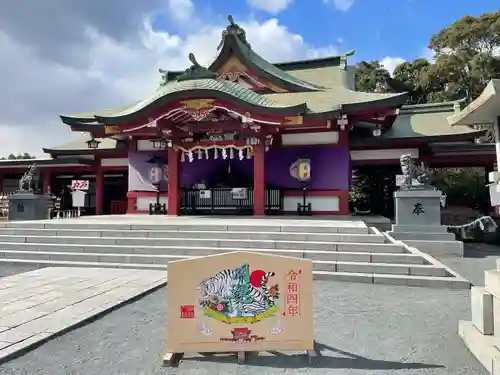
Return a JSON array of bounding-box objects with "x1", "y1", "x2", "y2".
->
[{"x1": 197, "y1": 263, "x2": 280, "y2": 324}]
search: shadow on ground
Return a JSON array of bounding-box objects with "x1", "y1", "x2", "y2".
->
[{"x1": 184, "y1": 342, "x2": 444, "y2": 370}]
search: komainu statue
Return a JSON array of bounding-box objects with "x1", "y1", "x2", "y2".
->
[
  {"x1": 399, "y1": 154, "x2": 432, "y2": 190},
  {"x1": 18, "y1": 164, "x2": 37, "y2": 192}
]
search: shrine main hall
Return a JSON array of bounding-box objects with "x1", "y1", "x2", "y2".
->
[{"x1": 0, "y1": 16, "x2": 492, "y2": 217}]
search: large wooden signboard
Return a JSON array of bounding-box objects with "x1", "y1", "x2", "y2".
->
[{"x1": 165, "y1": 251, "x2": 314, "y2": 363}]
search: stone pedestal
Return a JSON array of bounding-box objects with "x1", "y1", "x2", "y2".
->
[
  {"x1": 8, "y1": 192, "x2": 51, "y2": 221},
  {"x1": 459, "y1": 265, "x2": 500, "y2": 374},
  {"x1": 388, "y1": 189, "x2": 463, "y2": 257}
]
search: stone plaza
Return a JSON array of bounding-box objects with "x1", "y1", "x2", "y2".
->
[{"x1": 0, "y1": 212, "x2": 491, "y2": 374}]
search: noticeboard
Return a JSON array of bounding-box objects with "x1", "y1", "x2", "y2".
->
[
  {"x1": 166, "y1": 251, "x2": 314, "y2": 354},
  {"x1": 71, "y1": 190, "x2": 87, "y2": 207}
]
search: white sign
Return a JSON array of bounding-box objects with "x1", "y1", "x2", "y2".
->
[
  {"x1": 395, "y1": 175, "x2": 422, "y2": 187},
  {"x1": 490, "y1": 185, "x2": 500, "y2": 206},
  {"x1": 199, "y1": 190, "x2": 211, "y2": 199},
  {"x1": 71, "y1": 190, "x2": 87, "y2": 207},
  {"x1": 231, "y1": 188, "x2": 247, "y2": 200},
  {"x1": 71, "y1": 180, "x2": 89, "y2": 190}
]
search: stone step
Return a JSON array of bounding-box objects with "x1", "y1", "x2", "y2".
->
[
  {"x1": 0, "y1": 258, "x2": 468, "y2": 289},
  {"x1": 0, "y1": 250, "x2": 446, "y2": 276},
  {"x1": 0, "y1": 222, "x2": 370, "y2": 234},
  {"x1": 0, "y1": 228, "x2": 386, "y2": 243},
  {"x1": 459, "y1": 320, "x2": 500, "y2": 374},
  {"x1": 0, "y1": 242, "x2": 423, "y2": 263},
  {"x1": 0, "y1": 234, "x2": 394, "y2": 251},
  {"x1": 402, "y1": 240, "x2": 464, "y2": 257},
  {"x1": 389, "y1": 231, "x2": 456, "y2": 242},
  {"x1": 0, "y1": 239, "x2": 405, "y2": 254}
]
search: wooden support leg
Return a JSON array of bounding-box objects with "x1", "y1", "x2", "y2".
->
[
  {"x1": 306, "y1": 349, "x2": 318, "y2": 365},
  {"x1": 162, "y1": 352, "x2": 184, "y2": 367},
  {"x1": 237, "y1": 351, "x2": 246, "y2": 365}
]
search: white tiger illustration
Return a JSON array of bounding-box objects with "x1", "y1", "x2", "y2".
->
[{"x1": 197, "y1": 264, "x2": 276, "y2": 319}]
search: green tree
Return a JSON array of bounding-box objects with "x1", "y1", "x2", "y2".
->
[
  {"x1": 392, "y1": 59, "x2": 431, "y2": 104},
  {"x1": 420, "y1": 11, "x2": 500, "y2": 103},
  {"x1": 1, "y1": 153, "x2": 34, "y2": 160},
  {"x1": 354, "y1": 60, "x2": 392, "y2": 93}
]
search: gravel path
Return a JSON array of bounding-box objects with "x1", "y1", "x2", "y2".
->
[{"x1": 0, "y1": 280, "x2": 487, "y2": 375}]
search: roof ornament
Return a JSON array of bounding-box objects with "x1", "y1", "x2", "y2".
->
[
  {"x1": 176, "y1": 53, "x2": 217, "y2": 82},
  {"x1": 217, "y1": 15, "x2": 251, "y2": 51},
  {"x1": 339, "y1": 50, "x2": 355, "y2": 70},
  {"x1": 158, "y1": 69, "x2": 170, "y2": 86}
]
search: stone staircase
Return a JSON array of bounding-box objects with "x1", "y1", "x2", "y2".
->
[
  {"x1": 459, "y1": 263, "x2": 500, "y2": 373},
  {"x1": 0, "y1": 217, "x2": 469, "y2": 289}
]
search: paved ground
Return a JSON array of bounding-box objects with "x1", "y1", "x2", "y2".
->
[
  {"x1": 0, "y1": 265, "x2": 40, "y2": 278},
  {"x1": 0, "y1": 267, "x2": 166, "y2": 364},
  {"x1": 0, "y1": 277, "x2": 488, "y2": 375},
  {"x1": 438, "y1": 243, "x2": 500, "y2": 286}
]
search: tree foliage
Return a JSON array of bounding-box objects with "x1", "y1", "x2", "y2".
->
[
  {"x1": 354, "y1": 61, "x2": 392, "y2": 93},
  {"x1": 355, "y1": 11, "x2": 500, "y2": 105},
  {"x1": 352, "y1": 12, "x2": 500, "y2": 211},
  {"x1": 0, "y1": 153, "x2": 34, "y2": 160}
]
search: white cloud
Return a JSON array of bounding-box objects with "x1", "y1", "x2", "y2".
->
[
  {"x1": 380, "y1": 56, "x2": 406, "y2": 76},
  {"x1": 324, "y1": 0, "x2": 355, "y2": 12},
  {"x1": 166, "y1": 0, "x2": 195, "y2": 22},
  {"x1": 0, "y1": 4, "x2": 337, "y2": 157},
  {"x1": 247, "y1": 0, "x2": 293, "y2": 14}
]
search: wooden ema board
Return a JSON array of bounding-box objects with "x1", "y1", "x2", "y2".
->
[{"x1": 164, "y1": 251, "x2": 314, "y2": 366}]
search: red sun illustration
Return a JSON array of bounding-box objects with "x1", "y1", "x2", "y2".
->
[{"x1": 250, "y1": 270, "x2": 268, "y2": 288}]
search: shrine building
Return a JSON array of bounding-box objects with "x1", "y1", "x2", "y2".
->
[{"x1": 0, "y1": 16, "x2": 493, "y2": 217}]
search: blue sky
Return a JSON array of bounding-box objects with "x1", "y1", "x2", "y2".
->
[
  {"x1": 1, "y1": 0, "x2": 498, "y2": 156},
  {"x1": 157, "y1": 0, "x2": 500, "y2": 63}
]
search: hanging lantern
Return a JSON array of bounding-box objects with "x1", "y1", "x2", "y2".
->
[
  {"x1": 149, "y1": 165, "x2": 163, "y2": 185},
  {"x1": 86, "y1": 136, "x2": 101, "y2": 149},
  {"x1": 222, "y1": 148, "x2": 227, "y2": 160},
  {"x1": 229, "y1": 148, "x2": 234, "y2": 159},
  {"x1": 238, "y1": 149, "x2": 244, "y2": 160},
  {"x1": 214, "y1": 147, "x2": 219, "y2": 159},
  {"x1": 197, "y1": 149, "x2": 202, "y2": 160}
]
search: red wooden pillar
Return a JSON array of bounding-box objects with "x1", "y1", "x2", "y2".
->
[
  {"x1": 253, "y1": 143, "x2": 265, "y2": 215},
  {"x1": 43, "y1": 170, "x2": 51, "y2": 194},
  {"x1": 95, "y1": 162, "x2": 104, "y2": 215},
  {"x1": 167, "y1": 147, "x2": 180, "y2": 215}
]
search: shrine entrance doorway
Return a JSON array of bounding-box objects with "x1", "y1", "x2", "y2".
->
[{"x1": 180, "y1": 164, "x2": 283, "y2": 215}]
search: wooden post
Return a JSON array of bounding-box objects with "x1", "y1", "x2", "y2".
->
[
  {"x1": 167, "y1": 147, "x2": 180, "y2": 215},
  {"x1": 494, "y1": 116, "x2": 500, "y2": 175},
  {"x1": 253, "y1": 142, "x2": 265, "y2": 215},
  {"x1": 95, "y1": 160, "x2": 104, "y2": 215},
  {"x1": 43, "y1": 170, "x2": 51, "y2": 194}
]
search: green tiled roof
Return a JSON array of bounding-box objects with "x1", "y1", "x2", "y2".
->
[
  {"x1": 383, "y1": 100, "x2": 477, "y2": 139},
  {"x1": 229, "y1": 37, "x2": 323, "y2": 91},
  {"x1": 264, "y1": 88, "x2": 407, "y2": 113},
  {"x1": 44, "y1": 136, "x2": 120, "y2": 154},
  {"x1": 64, "y1": 103, "x2": 140, "y2": 121},
  {"x1": 107, "y1": 78, "x2": 301, "y2": 119},
  {"x1": 354, "y1": 100, "x2": 480, "y2": 140},
  {"x1": 62, "y1": 78, "x2": 306, "y2": 123}
]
